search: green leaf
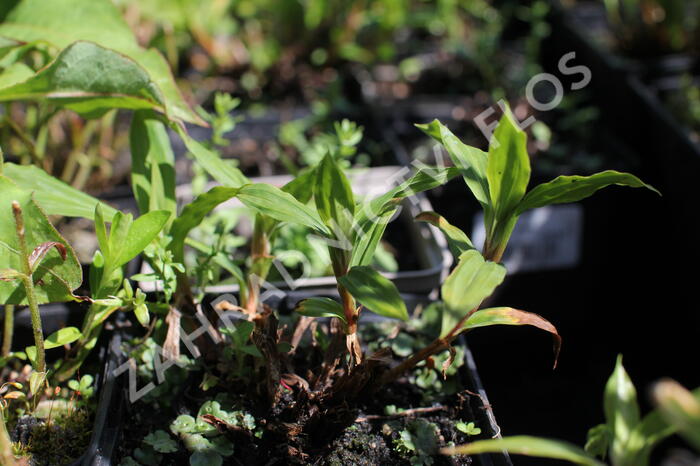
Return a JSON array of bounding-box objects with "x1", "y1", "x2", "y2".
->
[
  {"x1": 653, "y1": 380, "x2": 700, "y2": 451},
  {"x1": 172, "y1": 124, "x2": 248, "y2": 187},
  {"x1": 440, "y1": 250, "x2": 505, "y2": 337},
  {"x1": 487, "y1": 109, "x2": 531, "y2": 224},
  {"x1": 416, "y1": 120, "x2": 490, "y2": 207},
  {"x1": 295, "y1": 297, "x2": 346, "y2": 322},
  {"x1": 115, "y1": 210, "x2": 170, "y2": 267},
  {"x1": 605, "y1": 355, "x2": 641, "y2": 466},
  {"x1": 134, "y1": 303, "x2": 150, "y2": 327},
  {"x1": 3, "y1": 163, "x2": 118, "y2": 219},
  {"x1": 353, "y1": 165, "x2": 460, "y2": 243},
  {"x1": 517, "y1": 171, "x2": 660, "y2": 214},
  {"x1": 170, "y1": 184, "x2": 327, "y2": 265},
  {"x1": 584, "y1": 424, "x2": 611, "y2": 459},
  {"x1": 415, "y1": 211, "x2": 474, "y2": 256},
  {"x1": 0, "y1": 176, "x2": 82, "y2": 304},
  {"x1": 130, "y1": 111, "x2": 176, "y2": 220},
  {"x1": 0, "y1": 62, "x2": 33, "y2": 89},
  {"x1": 442, "y1": 436, "x2": 604, "y2": 465},
  {"x1": 237, "y1": 184, "x2": 329, "y2": 235},
  {"x1": 338, "y1": 266, "x2": 408, "y2": 321},
  {"x1": 44, "y1": 326, "x2": 81, "y2": 348},
  {"x1": 314, "y1": 153, "x2": 355, "y2": 235},
  {"x1": 143, "y1": 430, "x2": 178, "y2": 454},
  {"x1": 190, "y1": 451, "x2": 223, "y2": 466},
  {"x1": 462, "y1": 307, "x2": 561, "y2": 368},
  {"x1": 0, "y1": 0, "x2": 202, "y2": 124},
  {"x1": 28, "y1": 371, "x2": 46, "y2": 397},
  {"x1": 282, "y1": 168, "x2": 316, "y2": 204},
  {"x1": 0, "y1": 41, "x2": 164, "y2": 116},
  {"x1": 350, "y1": 206, "x2": 396, "y2": 268}
]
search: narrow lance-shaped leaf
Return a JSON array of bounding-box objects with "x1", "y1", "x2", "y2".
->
[
  {"x1": 314, "y1": 153, "x2": 355, "y2": 237},
  {"x1": 3, "y1": 163, "x2": 118, "y2": 219},
  {"x1": 461, "y1": 307, "x2": 561, "y2": 368},
  {"x1": 170, "y1": 184, "x2": 329, "y2": 263},
  {"x1": 517, "y1": 171, "x2": 660, "y2": 215},
  {"x1": 605, "y1": 355, "x2": 641, "y2": 466},
  {"x1": 355, "y1": 165, "x2": 461, "y2": 231},
  {"x1": 296, "y1": 297, "x2": 346, "y2": 322},
  {"x1": 130, "y1": 111, "x2": 176, "y2": 219},
  {"x1": 416, "y1": 120, "x2": 490, "y2": 208},
  {"x1": 440, "y1": 250, "x2": 506, "y2": 337},
  {"x1": 338, "y1": 266, "x2": 408, "y2": 321},
  {"x1": 487, "y1": 108, "x2": 531, "y2": 224},
  {"x1": 415, "y1": 211, "x2": 474, "y2": 257},
  {"x1": 441, "y1": 436, "x2": 605, "y2": 466},
  {"x1": 350, "y1": 206, "x2": 396, "y2": 268},
  {"x1": 172, "y1": 124, "x2": 249, "y2": 188}
]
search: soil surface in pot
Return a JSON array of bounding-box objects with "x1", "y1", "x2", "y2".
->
[{"x1": 117, "y1": 312, "x2": 484, "y2": 465}]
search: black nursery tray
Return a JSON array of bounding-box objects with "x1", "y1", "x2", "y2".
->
[
  {"x1": 138, "y1": 166, "x2": 452, "y2": 295},
  {"x1": 70, "y1": 329, "x2": 126, "y2": 466}
]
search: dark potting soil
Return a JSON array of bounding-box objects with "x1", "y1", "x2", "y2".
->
[{"x1": 116, "y1": 316, "x2": 483, "y2": 465}]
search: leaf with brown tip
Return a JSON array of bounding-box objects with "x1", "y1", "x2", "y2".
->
[{"x1": 462, "y1": 307, "x2": 561, "y2": 368}]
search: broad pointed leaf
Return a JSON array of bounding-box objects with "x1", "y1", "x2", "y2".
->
[
  {"x1": 295, "y1": 297, "x2": 346, "y2": 322},
  {"x1": 338, "y1": 266, "x2": 408, "y2": 321},
  {"x1": 130, "y1": 111, "x2": 176, "y2": 219},
  {"x1": 487, "y1": 110, "x2": 531, "y2": 223},
  {"x1": 442, "y1": 436, "x2": 604, "y2": 466},
  {"x1": 0, "y1": 176, "x2": 81, "y2": 304},
  {"x1": 3, "y1": 163, "x2": 118, "y2": 219},
  {"x1": 440, "y1": 250, "x2": 505, "y2": 337},
  {"x1": 0, "y1": 41, "x2": 164, "y2": 116},
  {"x1": 116, "y1": 210, "x2": 170, "y2": 267},
  {"x1": 0, "y1": 0, "x2": 202, "y2": 124},
  {"x1": 517, "y1": 171, "x2": 660, "y2": 214}
]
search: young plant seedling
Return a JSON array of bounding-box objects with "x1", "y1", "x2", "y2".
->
[
  {"x1": 415, "y1": 109, "x2": 659, "y2": 262},
  {"x1": 295, "y1": 153, "x2": 461, "y2": 364},
  {"x1": 441, "y1": 355, "x2": 700, "y2": 466}
]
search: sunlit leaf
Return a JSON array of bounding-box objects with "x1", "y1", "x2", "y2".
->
[
  {"x1": 415, "y1": 211, "x2": 474, "y2": 256},
  {"x1": 295, "y1": 297, "x2": 346, "y2": 322},
  {"x1": 3, "y1": 163, "x2": 118, "y2": 219},
  {"x1": 441, "y1": 436, "x2": 604, "y2": 465},
  {"x1": 338, "y1": 266, "x2": 408, "y2": 321},
  {"x1": 0, "y1": 176, "x2": 81, "y2": 304},
  {"x1": 605, "y1": 355, "x2": 640, "y2": 466},
  {"x1": 440, "y1": 250, "x2": 505, "y2": 337}
]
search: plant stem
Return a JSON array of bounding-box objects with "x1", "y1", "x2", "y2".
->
[
  {"x1": 2, "y1": 305, "x2": 14, "y2": 357},
  {"x1": 12, "y1": 201, "x2": 46, "y2": 373}
]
